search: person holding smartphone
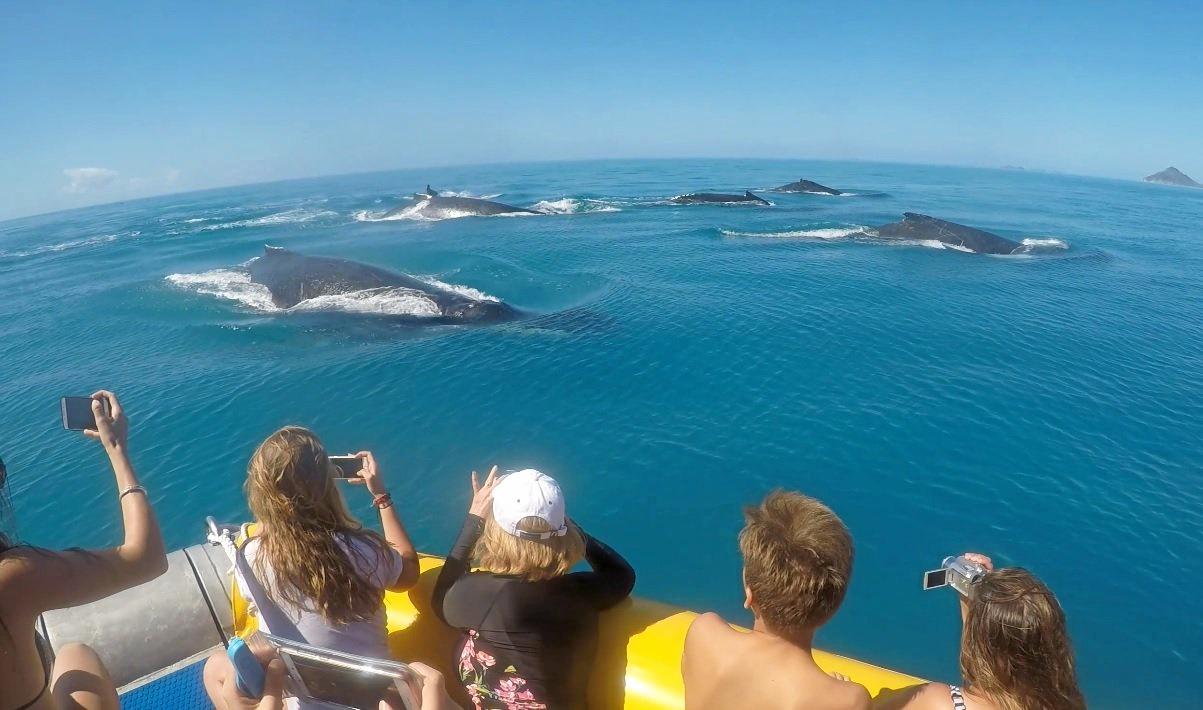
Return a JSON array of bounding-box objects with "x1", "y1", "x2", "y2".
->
[
  {"x1": 0, "y1": 391, "x2": 168, "y2": 710},
  {"x1": 203, "y1": 426, "x2": 421, "y2": 709}
]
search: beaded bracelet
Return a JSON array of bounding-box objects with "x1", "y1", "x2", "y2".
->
[{"x1": 372, "y1": 492, "x2": 393, "y2": 510}]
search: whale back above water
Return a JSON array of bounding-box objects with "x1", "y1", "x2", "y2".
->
[
  {"x1": 245, "y1": 246, "x2": 518, "y2": 322},
  {"x1": 385, "y1": 190, "x2": 539, "y2": 219},
  {"x1": 671, "y1": 191, "x2": 770, "y2": 205},
  {"x1": 771, "y1": 179, "x2": 842, "y2": 195},
  {"x1": 873, "y1": 213, "x2": 1022, "y2": 255},
  {"x1": 428, "y1": 195, "x2": 539, "y2": 215}
]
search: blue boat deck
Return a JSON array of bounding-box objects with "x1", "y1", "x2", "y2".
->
[{"x1": 120, "y1": 660, "x2": 208, "y2": 710}]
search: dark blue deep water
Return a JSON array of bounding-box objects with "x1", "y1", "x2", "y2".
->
[{"x1": 2, "y1": 160, "x2": 1201, "y2": 707}]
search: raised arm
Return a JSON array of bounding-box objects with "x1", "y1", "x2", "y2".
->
[
  {"x1": 957, "y1": 552, "x2": 994, "y2": 624},
  {"x1": 432, "y1": 466, "x2": 498, "y2": 624},
  {"x1": 7, "y1": 391, "x2": 167, "y2": 615},
  {"x1": 352, "y1": 451, "x2": 420, "y2": 592},
  {"x1": 570, "y1": 525, "x2": 636, "y2": 609}
]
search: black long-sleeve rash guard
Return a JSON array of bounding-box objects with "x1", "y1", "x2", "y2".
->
[{"x1": 432, "y1": 515, "x2": 636, "y2": 709}]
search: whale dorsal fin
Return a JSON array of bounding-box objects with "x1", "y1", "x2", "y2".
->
[{"x1": 746, "y1": 191, "x2": 757, "y2": 198}]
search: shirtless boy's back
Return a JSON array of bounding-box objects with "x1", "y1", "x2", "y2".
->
[
  {"x1": 684, "y1": 612, "x2": 870, "y2": 710},
  {"x1": 681, "y1": 491, "x2": 867, "y2": 710}
]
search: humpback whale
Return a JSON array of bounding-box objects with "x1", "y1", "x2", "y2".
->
[
  {"x1": 384, "y1": 189, "x2": 539, "y2": 219},
  {"x1": 873, "y1": 213, "x2": 1022, "y2": 255},
  {"x1": 770, "y1": 179, "x2": 842, "y2": 195},
  {"x1": 670, "y1": 191, "x2": 771, "y2": 205},
  {"x1": 245, "y1": 246, "x2": 519, "y2": 322}
]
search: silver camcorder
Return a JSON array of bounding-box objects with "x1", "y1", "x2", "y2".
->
[{"x1": 922, "y1": 555, "x2": 988, "y2": 596}]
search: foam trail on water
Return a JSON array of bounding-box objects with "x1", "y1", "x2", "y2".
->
[
  {"x1": 0, "y1": 231, "x2": 138, "y2": 259},
  {"x1": 199, "y1": 209, "x2": 337, "y2": 231},
  {"x1": 354, "y1": 201, "x2": 449, "y2": 222},
  {"x1": 438, "y1": 190, "x2": 501, "y2": 199},
  {"x1": 1018, "y1": 237, "x2": 1070, "y2": 250},
  {"x1": 720, "y1": 227, "x2": 869, "y2": 239},
  {"x1": 531, "y1": 198, "x2": 622, "y2": 214},
  {"x1": 418, "y1": 277, "x2": 500, "y2": 302}
]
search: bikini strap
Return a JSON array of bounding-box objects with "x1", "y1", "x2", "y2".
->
[{"x1": 949, "y1": 684, "x2": 968, "y2": 710}]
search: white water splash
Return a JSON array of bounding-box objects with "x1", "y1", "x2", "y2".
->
[
  {"x1": 531, "y1": 198, "x2": 622, "y2": 214},
  {"x1": 418, "y1": 277, "x2": 500, "y2": 302},
  {"x1": 165, "y1": 269, "x2": 500, "y2": 317},
  {"x1": 1018, "y1": 237, "x2": 1070, "y2": 251},
  {"x1": 165, "y1": 269, "x2": 279, "y2": 311},
  {"x1": 438, "y1": 190, "x2": 501, "y2": 199},
  {"x1": 720, "y1": 227, "x2": 869, "y2": 240},
  {"x1": 289, "y1": 288, "x2": 442, "y2": 316},
  {"x1": 355, "y1": 199, "x2": 538, "y2": 222}
]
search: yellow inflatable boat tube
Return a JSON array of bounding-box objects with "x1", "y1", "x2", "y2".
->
[{"x1": 233, "y1": 554, "x2": 924, "y2": 709}]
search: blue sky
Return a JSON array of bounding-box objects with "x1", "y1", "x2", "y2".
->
[{"x1": 2, "y1": 1, "x2": 1201, "y2": 220}]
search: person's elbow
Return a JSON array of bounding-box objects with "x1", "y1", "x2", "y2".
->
[
  {"x1": 388, "y1": 553, "x2": 422, "y2": 592},
  {"x1": 140, "y1": 544, "x2": 170, "y2": 582},
  {"x1": 616, "y1": 568, "x2": 636, "y2": 600},
  {"x1": 128, "y1": 532, "x2": 169, "y2": 580},
  {"x1": 123, "y1": 545, "x2": 169, "y2": 585}
]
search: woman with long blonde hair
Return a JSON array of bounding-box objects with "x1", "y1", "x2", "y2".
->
[
  {"x1": 885, "y1": 553, "x2": 1086, "y2": 710},
  {"x1": 433, "y1": 467, "x2": 635, "y2": 709},
  {"x1": 204, "y1": 426, "x2": 421, "y2": 708}
]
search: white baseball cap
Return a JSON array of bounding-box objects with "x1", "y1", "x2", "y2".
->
[{"x1": 492, "y1": 469, "x2": 568, "y2": 540}]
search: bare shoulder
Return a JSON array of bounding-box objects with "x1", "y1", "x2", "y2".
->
[
  {"x1": 684, "y1": 612, "x2": 741, "y2": 670},
  {"x1": 0, "y1": 547, "x2": 54, "y2": 606},
  {"x1": 689, "y1": 611, "x2": 729, "y2": 632},
  {"x1": 685, "y1": 612, "x2": 737, "y2": 649}
]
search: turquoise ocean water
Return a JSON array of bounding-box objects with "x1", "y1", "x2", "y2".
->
[{"x1": 1, "y1": 160, "x2": 1200, "y2": 707}]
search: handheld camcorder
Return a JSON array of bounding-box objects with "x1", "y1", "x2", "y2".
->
[{"x1": 922, "y1": 555, "x2": 988, "y2": 596}]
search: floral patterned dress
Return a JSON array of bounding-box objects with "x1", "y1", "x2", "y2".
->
[{"x1": 458, "y1": 630, "x2": 547, "y2": 710}]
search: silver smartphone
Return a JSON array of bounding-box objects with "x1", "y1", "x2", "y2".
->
[{"x1": 264, "y1": 634, "x2": 420, "y2": 710}]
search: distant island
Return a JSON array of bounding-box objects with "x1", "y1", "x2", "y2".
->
[{"x1": 1144, "y1": 167, "x2": 1202, "y2": 188}]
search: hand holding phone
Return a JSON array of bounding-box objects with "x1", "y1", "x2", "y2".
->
[
  {"x1": 349, "y1": 451, "x2": 388, "y2": 497},
  {"x1": 62, "y1": 391, "x2": 128, "y2": 452},
  {"x1": 61, "y1": 396, "x2": 99, "y2": 431}
]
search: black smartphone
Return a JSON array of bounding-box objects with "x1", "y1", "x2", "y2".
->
[
  {"x1": 61, "y1": 396, "x2": 99, "y2": 430},
  {"x1": 329, "y1": 455, "x2": 365, "y2": 479}
]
